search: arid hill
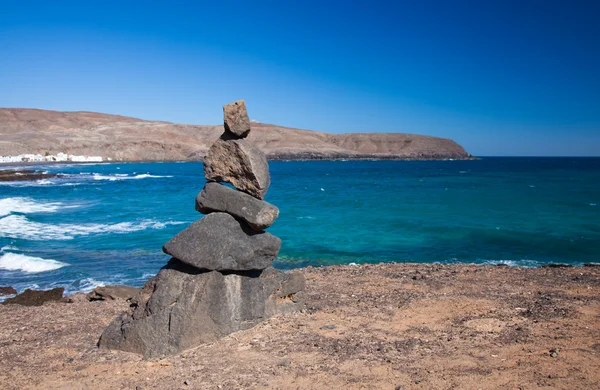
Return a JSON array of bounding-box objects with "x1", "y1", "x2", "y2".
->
[{"x1": 0, "y1": 108, "x2": 472, "y2": 161}]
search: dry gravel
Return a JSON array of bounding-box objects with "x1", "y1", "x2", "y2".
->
[{"x1": 1, "y1": 263, "x2": 599, "y2": 389}]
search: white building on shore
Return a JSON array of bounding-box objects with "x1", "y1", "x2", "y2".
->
[{"x1": 0, "y1": 152, "x2": 104, "y2": 164}]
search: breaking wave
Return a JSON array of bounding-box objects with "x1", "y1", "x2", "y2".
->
[
  {"x1": 0, "y1": 215, "x2": 185, "y2": 240},
  {"x1": 480, "y1": 259, "x2": 544, "y2": 268},
  {"x1": 0, "y1": 251, "x2": 68, "y2": 273},
  {"x1": 0, "y1": 197, "x2": 66, "y2": 217},
  {"x1": 92, "y1": 173, "x2": 172, "y2": 181}
]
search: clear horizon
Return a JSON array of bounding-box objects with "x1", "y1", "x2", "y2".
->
[{"x1": 1, "y1": 1, "x2": 599, "y2": 157}]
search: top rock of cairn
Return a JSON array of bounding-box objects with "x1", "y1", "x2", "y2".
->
[{"x1": 223, "y1": 100, "x2": 251, "y2": 138}]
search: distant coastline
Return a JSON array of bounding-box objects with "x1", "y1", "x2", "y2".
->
[{"x1": 0, "y1": 108, "x2": 472, "y2": 162}]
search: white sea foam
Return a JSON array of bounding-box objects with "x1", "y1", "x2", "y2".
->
[
  {"x1": 0, "y1": 197, "x2": 64, "y2": 217},
  {"x1": 481, "y1": 259, "x2": 542, "y2": 268},
  {"x1": 92, "y1": 173, "x2": 172, "y2": 181},
  {"x1": 0, "y1": 252, "x2": 68, "y2": 273},
  {"x1": 75, "y1": 277, "x2": 106, "y2": 293},
  {"x1": 0, "y1": 215, "x2": 185, "y2": 240}
]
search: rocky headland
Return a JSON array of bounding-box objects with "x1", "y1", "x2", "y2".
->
[{"x1": 0, "y1": 108, "x2": 472, "y2": 162}]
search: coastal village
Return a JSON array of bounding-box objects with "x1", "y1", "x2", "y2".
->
[{"x1": 0, "y1": 152, "x2": 108, "y2": 163}]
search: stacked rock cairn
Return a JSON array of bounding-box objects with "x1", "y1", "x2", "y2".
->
[{"x1": 99, "y1": 100, "x2": 306, "y2": 358}]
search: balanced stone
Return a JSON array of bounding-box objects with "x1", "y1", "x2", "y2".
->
[
  {"x1": 162, "y1": 212, "x2": 280, "y2": 271},
  {"x1": 223, "y1": 100, "x2": 251, "y2": 138},
  {"x1": 204, "y1": 138, "x2": 270, "y2": 199},
  {"x1": 98, "y1": 259, "x2": 305, "y2": 358},
  {"x1": 196, "y1": 182, "x2": 279, "y2": 230}
]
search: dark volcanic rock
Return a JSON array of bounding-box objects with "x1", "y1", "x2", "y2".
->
[
  {"x1": 223, "y1": 100, "x2": 251, "y2": 138},
  {"x1": 0, "y1": 286, "x2": 17, "y2": 296},
  {"x1": 163, "y1": 212, "x2": 280, "y2": 271},
  {"x1": 0, "y1": 170, "x2": 62, "y2": 182},
  {"x1": 98, "y1": 259, "x2": 305, "y2": 357},
  {"x1": 204, "y1": 138, "x2": 271, "y2": 199},
  {"x1": 87, "y1": 285, "x2": 141, "y2": 301},
  {"x1": 195, "y1": 182, "x2": 279, "y2": 230},
  {"x1": 2, "y1": 287, "x2": 64, "y2": 306}
]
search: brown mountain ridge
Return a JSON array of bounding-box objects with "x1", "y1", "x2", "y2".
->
[{"x1": 0, "y1": 108, "x2": 472, "y2": 161}]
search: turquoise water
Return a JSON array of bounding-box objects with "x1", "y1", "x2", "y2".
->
[{"x1": 0, "y1": 158, "x2": 599, "y2": 294}]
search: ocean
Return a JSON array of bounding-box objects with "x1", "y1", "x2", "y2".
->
[{"x1": 0, "y1": 158, "x2": 599, "y2": 296}]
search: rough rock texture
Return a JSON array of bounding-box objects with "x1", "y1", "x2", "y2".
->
[
  {"x1": 163, "y1": 212, "x2": 281, "y2": 271},
  {"x1": 0, "y1": 108, "x2": 472, "y2": 161},
  {"x1": 0, "y1": 286, "x2": 17, "y2": 295},
  {"x1": 223, "y1": 100, "x2": 251, "y2": 138},
  {"x1": 195, "y1": 182, "x2": 279, "y2": 230},
  {"x1": 3, "y1": 263, "x2": 600, "y2": 389},
  {"x1": 2, "y1": 288, "x2": 64, "y2": 306},
  {"x1": 98, "y1": 259, "x2": 305, "y2": 357},
  {"x1": 87, "y1": 286, "x2": 141, "y2": 301},
  {"x1": 204, "y1": 138, "x2": 271, "y2": 199}
]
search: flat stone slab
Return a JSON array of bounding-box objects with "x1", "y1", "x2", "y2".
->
[
  {"x1": 162, "y1": 212, "x2": 280, "y2": 271},
  {"x1": 223, "y1": 100, "x2": 251, "y2": 138},
  {"x1": 87, "y1": 285, "x2": 141, "y2": 301},
  {"x1": 196, "y1": 182, "x2": 279, "y2": 230},
  {"x1": 204, "y1": 138, "x2": 270, "y2": 199},
  {"x1": 98, "y1": 259, "x2": 305, "y2": 357}
]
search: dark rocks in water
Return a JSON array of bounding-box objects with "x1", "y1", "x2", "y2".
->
[
  {"x1": 98, "y1": 259, "x2": 305, "y2": 358},
  {"x1": 0, "y1": 169, "x2": 62, "y2": 182},
  {"x1": 2, "y1": 287, "x2": 64, "y2": 306},
  {"x1": 0, "y1": 286, "x2": 17, "y2": 296},
  {"x1": 204, "y1": 138, "x2": 270, "y2": 199},
  {"x1": 87, "y1": 285, "x2": 141, "y2": 301},
  {"x1": 195, "y1": 182, "x2": 279, "y2": 230},
  {"x1": 223, "y1": 100, "x2": 251, "y2": 138},
  {"x1": 163, "y1": 212, "x2": 281, "y2": 271}
]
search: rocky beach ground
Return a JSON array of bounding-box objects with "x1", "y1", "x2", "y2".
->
[{"x1": 1, "y1": 262, "x2": 599, "y2": 389}]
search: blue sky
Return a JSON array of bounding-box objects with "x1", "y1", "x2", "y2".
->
[{"x1": 1, "y1": 0, "x2": 599, "y2": 156}]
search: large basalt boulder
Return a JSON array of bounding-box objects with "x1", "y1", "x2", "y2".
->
[
  {"x1": 98, "y1": 259, "x2": 305, "y2": 358},
  {"x1": 204, "y1": 138, "x2": 270, "y2": 199},
  {"x1": 2, "y1": 287, "x2": 64, "y2": 306},
  {"x1": 223, "y1": 100, "x2": 251, "y2": 138},
  {"x1": 196, "y1": 182, "x2": 279, "y2": 230},
  {"x1": 162, "y1": 212, "x2": 280, "y2": 271}
]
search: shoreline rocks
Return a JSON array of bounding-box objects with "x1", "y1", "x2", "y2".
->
[
  {"x1": 0, "y1": 169, "x2": 62, "y2": 182},
  {"x1": 2, "y1": 287, "x2": 64, "y2": 306},
  {"x1": 99, "y1": 100, "x2": 305, "y2": 357},
  {"x1": 0, "y1": 286, "x2": 17, "y2": 296}
]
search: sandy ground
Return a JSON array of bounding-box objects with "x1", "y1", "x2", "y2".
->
[{"x1": 1, "y1": 263, "x2": 599, "y2": 389}]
